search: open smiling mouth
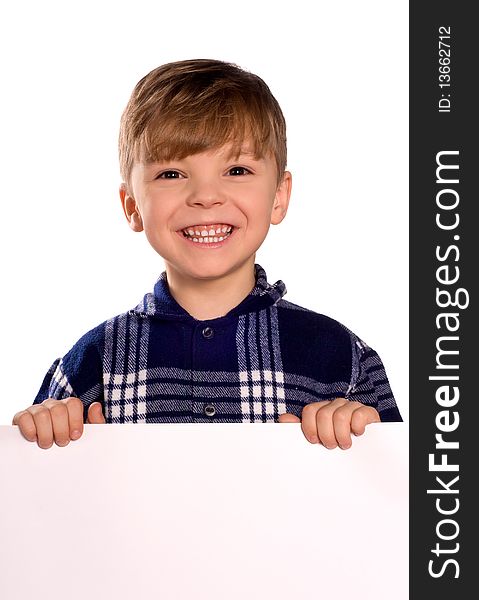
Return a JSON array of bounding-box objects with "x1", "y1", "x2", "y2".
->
[{"x1": 178, "y1": 223, "x2": 235, "y2": 246}]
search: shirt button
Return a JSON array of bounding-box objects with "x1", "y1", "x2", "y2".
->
[
  {"x1": 202, "y1": 326, "x2": 214, "y2": 339},
  {"x1": 204, "y1": 404, "x2": 216, "y2": 417}
]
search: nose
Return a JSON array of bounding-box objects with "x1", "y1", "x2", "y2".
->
[{"x1": 186, "y1": 178, "x2": 225, "y2": 208}]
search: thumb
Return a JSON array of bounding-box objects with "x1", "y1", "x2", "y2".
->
[
  {"x1": 277, "y1": 412, "x2": 301, "y2": 423},
  {"x1": 87, "y1": 402, "x2": 106, "y2": 424}
]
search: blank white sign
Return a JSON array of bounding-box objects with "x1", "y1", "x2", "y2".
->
[{"x1": 0, "y1": 423, "x2": 408, "y2": 599}]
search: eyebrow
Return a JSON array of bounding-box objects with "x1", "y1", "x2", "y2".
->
[{"x1": 144, "y1": 148, "x2": 264, "y2": 167}]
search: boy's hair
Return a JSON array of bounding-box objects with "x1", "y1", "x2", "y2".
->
[{"x1": 118, "y1": 59, "x2": 287, "y2": 191}]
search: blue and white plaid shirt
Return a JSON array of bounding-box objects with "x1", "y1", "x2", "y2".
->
[{"x1": 33, "y1": 264, "x2": 402, "y2": 423}]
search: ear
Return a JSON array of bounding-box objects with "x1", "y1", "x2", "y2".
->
[
  {"x1": 270, "y1": 171, "x2": 292, "y2": 225},
  {"x1": 119, "y1": 183, "x2": 143, "y2": 232}
]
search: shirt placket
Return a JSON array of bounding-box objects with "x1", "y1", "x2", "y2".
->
[{"x1": 191, "y1": 323, "x2": 218, "y2": 421}]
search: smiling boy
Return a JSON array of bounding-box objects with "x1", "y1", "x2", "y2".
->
[{"x1": 12, "y1": 58, "x2": 402, "y2": 449}]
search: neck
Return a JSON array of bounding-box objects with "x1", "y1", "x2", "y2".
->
[{"x1": 165, "y1": 260, "x2": 256, "y2": 321}]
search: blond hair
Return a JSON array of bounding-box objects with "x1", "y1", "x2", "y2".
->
[{"x1": 118, "y1": 59, "x2": 287, "y2": 191}]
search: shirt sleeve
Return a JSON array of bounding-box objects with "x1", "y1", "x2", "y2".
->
[
  {"x1": 33, "y1": 324, "x2": 105, "y2": 423},
  {"x1": 345, "y1": 335, "x2": 402, "y2": 422},
  {"x1": 33, "y1": 358, "x2": 77, "y2": 403}
]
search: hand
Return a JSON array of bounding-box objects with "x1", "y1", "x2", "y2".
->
[
  {"x1": 278, "y1": 398, "x2": 380, "y2": 449},
  {"x1": 12, "y1": 398, "x2": 106, "y2": 449}
]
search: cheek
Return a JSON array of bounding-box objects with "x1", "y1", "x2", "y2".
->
[
  {"x1": 247, "y1": 203, "x2": 275, "y2": 241},
  {"x1": 253, "y1": 197, "x2": 277, "y2": 225},
  {"x1": 142, "y1": 203, "x2": 167, "y2": 229}
]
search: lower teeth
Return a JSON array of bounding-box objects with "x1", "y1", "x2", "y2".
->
[{"x1": 184, "y1": 230, "x2": 232, "y2": 243}]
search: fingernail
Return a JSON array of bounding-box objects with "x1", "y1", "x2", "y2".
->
[
  {"x1": 309, "y1": 436, "x2": 318, "y2": 444},
  {"x1": 339, "y1": 443, "x2": 351, "y2": 450},
  {"x1": 71, "y1": 430, "x2": 81, "y2": 440}
]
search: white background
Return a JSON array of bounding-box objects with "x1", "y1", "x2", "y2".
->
[{"x1": 0, "y1": 0, "x2": 408, "y2": 425}]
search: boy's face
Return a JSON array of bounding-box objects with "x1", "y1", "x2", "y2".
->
[{"x1": 120, "y1": 140, "x2": 292, "y2": 282}]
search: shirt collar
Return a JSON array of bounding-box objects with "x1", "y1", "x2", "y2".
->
[{"x1": 132, "y1": 264, "x2": 287, "y2": 322}]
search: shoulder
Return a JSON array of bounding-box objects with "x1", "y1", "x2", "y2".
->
[
  {"x1": 276, "y1": 299, "x2": 354, "y2": 346},
  {"x1": 60, "y1": 320, "x2": 106, "y2": 376},
  {"x1": 62, "y1": 308, "x2": 139, "y2": 367},
  {"x1": 275, "y1": 299, "x2": 358, "y2": 383}
]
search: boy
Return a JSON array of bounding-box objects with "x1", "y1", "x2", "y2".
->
[{"x1": 12, "y1": 58, "x2": 402, "y2": 450}]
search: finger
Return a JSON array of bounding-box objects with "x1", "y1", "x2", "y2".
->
[
  {"x1": 331, "y1": 402, "x2": 359, "y2": 449},
  {"x1": 314, "y1": 398, "x2": 349, "y2": 449},
  {"x1": 277, "y1": 413, "x2": 301, "y2": 423},
  {"x1": 64, "y1": 397, "x2": 85, "y2": 440},
  {"x1": 87, "y1": 402, "x2": 106, "y2": 424},
  {"x1": 301, "y1": 401, "x2": 332, "y2": 444},
  {"x1": 351, "y1": 405, "x2": 381, "y2": 436},
  {"x1": 29, "y1": 404, "x2": 54, "y2": 449},
  {"x1": 12, "y1": 410, "x2": 38, "y2": 442},
  {"x1": 44, "y1": 399, "x2": 72, "y2": 447}
]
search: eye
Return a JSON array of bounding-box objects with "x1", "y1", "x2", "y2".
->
[
  {"x1": 228, "y1": 166, "x2": 251, "y2": 176},
  {"x1": 157, "y1": 170, "x2": 182, "y2": 179}
]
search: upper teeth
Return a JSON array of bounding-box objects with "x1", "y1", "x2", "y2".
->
[{"x1": 183, "y1": 225, "x2": 233, "y2": 237}]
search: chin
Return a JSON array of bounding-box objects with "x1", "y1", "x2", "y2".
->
[
  {"x1": 187, "y1": 264, "x2": 231, "y2": 280},
  {"x1": 183, "y1": 257, "x2": 246, "y2": 280}
]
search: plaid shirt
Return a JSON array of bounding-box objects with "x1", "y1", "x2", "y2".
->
[{"x1": 33, "y1": 264, "x2": 402, "y2": 423}]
